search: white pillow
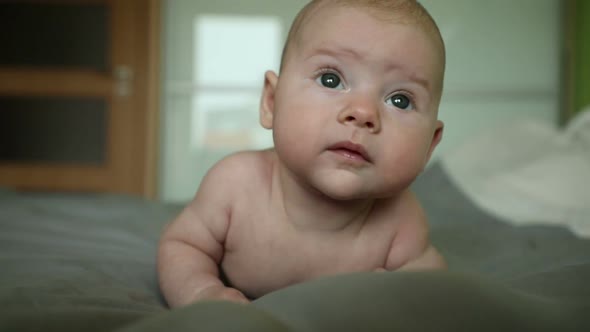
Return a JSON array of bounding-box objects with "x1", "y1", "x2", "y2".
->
[{"x1": 441, "y1": 109, "x2": 590, "y2": 238}]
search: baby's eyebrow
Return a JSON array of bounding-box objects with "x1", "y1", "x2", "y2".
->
[
  {"x1": 404, "y1": 72, "x2": 430, "y2": 92},
  {"x1": 306, "y1": 45, "x2": 364, "y2": 61},
  {"x1": 380, "y1": 60, "x2": 432, "y2": 93},
  {"x1": 306, "y1": 45, "x2": 433, "y2": 93}
]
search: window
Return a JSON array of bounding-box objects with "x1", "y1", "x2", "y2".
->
[
  {"x1": 161, "y1": 13, "x2": 283, "y2": 202},
  {"x1": 191, "y1": 15, "x2": 281, "y2": 149}
]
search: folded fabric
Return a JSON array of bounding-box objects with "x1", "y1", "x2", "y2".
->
[
  {"x1": 441, "y1": 109, "x2": 590, "y2": 238},
  {"x1": 116, "y1": 271, "x2": 590, "y2": 332}
]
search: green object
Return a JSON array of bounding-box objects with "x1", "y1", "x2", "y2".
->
[{"x1": 573, "y1": 0, "x2": 590, "y2": 114}]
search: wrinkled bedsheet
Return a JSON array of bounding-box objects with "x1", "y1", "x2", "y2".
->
[{"x1": 1, "y1": 163, "x2": 589, "y2": 331}]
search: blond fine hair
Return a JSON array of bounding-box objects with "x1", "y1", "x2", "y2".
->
[{"x1": 280, "y1": 0, "x2": 445, "y2": 72}]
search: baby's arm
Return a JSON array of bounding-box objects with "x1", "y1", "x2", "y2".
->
[
  {"x1": 157, "y1": 160, "x2": 248, "y2": 307},
  {"x1": 383, "y1": 191, "x2": 447, "y2": 271}
]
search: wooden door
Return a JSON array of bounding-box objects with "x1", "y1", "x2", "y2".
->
[{"x1": 0, "y1": 0, "x2": 160, "y2": 197}]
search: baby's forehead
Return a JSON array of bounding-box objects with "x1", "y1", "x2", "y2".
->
[
  {"x1": 281, "y1": 2, "x2": 445, "y2": 98},
  {"x1": 286, "y1": 2, "x2": 444, "y2": 60}
]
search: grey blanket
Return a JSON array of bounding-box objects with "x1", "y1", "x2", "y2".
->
[{"x1": 1, "y1": 163, "x2": 589, "y2": 331}]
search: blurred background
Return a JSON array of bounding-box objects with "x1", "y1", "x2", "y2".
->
[{"x1": 0, "y1": 0, "x2": 588, "y2": 204}]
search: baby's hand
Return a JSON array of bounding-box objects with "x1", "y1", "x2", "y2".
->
[{"x1": 195, "y1": 285, "x2": 250, "y2": 304}]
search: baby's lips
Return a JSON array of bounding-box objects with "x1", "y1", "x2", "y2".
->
[{"x1": 327, "y1": 141, "x2": 371, "y2": 162}]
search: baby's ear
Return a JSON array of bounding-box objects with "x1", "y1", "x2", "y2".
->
[
  {"x1": 259, "y1": 70, "x2": 278, "y2": 129},
  {"x1": 424, "y1": 120, "x2": 444, "y2": 166}
]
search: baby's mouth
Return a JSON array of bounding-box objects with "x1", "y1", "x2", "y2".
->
[{"x1": 327, "y1": 141, "x2": 371, "y2": 163}]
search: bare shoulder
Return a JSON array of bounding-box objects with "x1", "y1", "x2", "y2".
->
[
  {"x1": 188, "y1": 149, "x2": 275, "y2": 212},
  {"x1": 395, "y1": 189, "x2": 429, "y2": 234},
  {"x1": 196, "y1": 149, "x2": 273, "y2": 198},
  {"x1": 204, "y1": 149, "x2": 271, "y2": 182},
  {"x1": 162, "y1": 149, "x2": 273, "y2": 241},
  {"x1": 377, "y1": 189, "x2": 427, "y2": 236},
  {"x1": 383, "y1": 189, "x2": 444, "y2": 270}
]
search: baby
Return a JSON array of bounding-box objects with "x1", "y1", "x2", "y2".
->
[{"x1": 158, "y1": 0, "x2": 447, "y2": 307}]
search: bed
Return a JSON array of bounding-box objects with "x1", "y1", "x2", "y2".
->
[{"x1": 2, "y1": 117, "x2": 590, "y2": 331}]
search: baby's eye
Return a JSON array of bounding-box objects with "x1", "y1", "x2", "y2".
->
[
  {"x1": 386, "y1": 93, "x2": 414, "y2": 111},
  {"x1": 316, "y1": 72, "x2": 344, "y2": 89}
]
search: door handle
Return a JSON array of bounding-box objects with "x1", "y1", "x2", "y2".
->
[{"x1": 114, "y1": 65, "x2": 134, "y2": 97}]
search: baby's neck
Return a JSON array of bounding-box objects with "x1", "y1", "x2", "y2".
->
[{"x1": 271, "y1": 160, "x2": 375, "y2": 233}]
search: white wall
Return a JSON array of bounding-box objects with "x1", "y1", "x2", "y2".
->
[
  {"x1": 159, "y1": 0, "x2": 561, "y2": 203},
  {"x1": 421, "y1": 0, "x2": 560, "y2": 158}
]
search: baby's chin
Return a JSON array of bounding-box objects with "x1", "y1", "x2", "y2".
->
[
  {"x1": 321, "y1": 189, "x2": 393, "y2": 202},
  {"x1": 311, "y1": 173, "x2": 381, "y2": 201}
]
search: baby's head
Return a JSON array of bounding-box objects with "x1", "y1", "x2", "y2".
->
[
  {"x1": 280, "y1": 0, "x2": 445, "y2": 101},
  {"x1": 260, "y1": 0, "x2": 447, "y2": 200}
]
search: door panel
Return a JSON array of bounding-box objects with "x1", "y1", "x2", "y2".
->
[
  {"x1": 0, "y1": 0, "x2": 159, "y2": 196},
  {"x1": 0, "y1": 2, "x2": 108, "y2": 69},
  {"x1": 0, "y1": 96, "x2": 107, "y2": 164}
]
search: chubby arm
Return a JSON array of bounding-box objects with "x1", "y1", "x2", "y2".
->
[
  {"x1": 383, "y1": 190, "x2": 447, "y2": 272},
  {"x1": 157, "y1": 158, "x2": 249, "y2": 307}
]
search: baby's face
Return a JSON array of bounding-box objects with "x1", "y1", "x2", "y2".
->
[{"x1": 270, "y1": 6, "x2": 444, "y2": 199}]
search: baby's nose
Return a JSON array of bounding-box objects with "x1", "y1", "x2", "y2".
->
[{"x1": 338, "y1": 100, "x2": 381, "y2": 133}]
